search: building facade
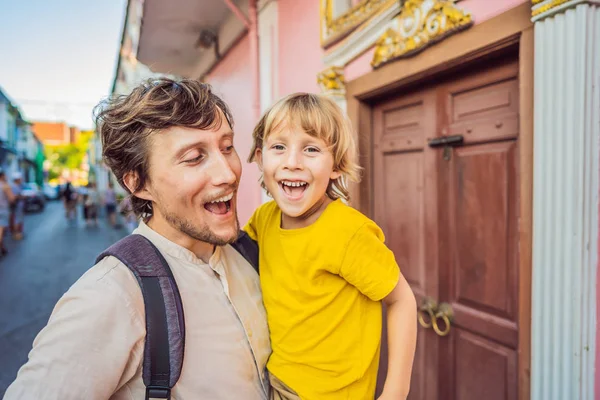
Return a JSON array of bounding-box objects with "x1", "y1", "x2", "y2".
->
[
  {"x1": 0, "y1": 87, "x2": 45, "y2": 184},
  {"x1": 113, "y1": 1, "x2": 600, "y2": 398},
  {"x1": 32, "y1": 121, "x2": 75, "y2": 146}
]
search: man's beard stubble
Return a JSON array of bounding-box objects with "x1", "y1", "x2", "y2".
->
[{"x1": 161, "y1": 205, "x2": 240, "y2": 246}]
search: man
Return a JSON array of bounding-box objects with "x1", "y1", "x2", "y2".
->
[{"x1": 5, "y1": 78, "x2": 271, "y2": 399}]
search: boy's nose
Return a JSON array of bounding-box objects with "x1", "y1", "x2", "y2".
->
[{"x1": 283, "y1": 151, "x2": 303, "y2": 170}]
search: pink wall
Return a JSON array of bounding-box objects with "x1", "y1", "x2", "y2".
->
[
  {"x1": 277, "y1": 0, "x2": 325, "y2": 96},
  {"x1": 206, "y1": 35, "x2": 261, "y2": 225},
  {"x1": 344, "y1": 0, "x2": 529, "y2": 83}
]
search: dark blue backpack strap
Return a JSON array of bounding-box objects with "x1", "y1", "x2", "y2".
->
[
  {"x1": 96, "y1": 234, "x2": 184, "y2": 400},
  {"x1": 231, "y1": 231, "x2": 259, "y2": 273}
]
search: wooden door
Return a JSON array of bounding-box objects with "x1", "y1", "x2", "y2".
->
[
  {"x1": 373, "y1": 87, "x2": 441, "y2": 400},
  {"x1": 372, "y1": 59, "x2": 520, "y2": 400}
]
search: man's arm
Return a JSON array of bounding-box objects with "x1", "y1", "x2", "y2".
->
[
  {"x1": 378, "y1": 275, "x2": 417, "y2": 400},
  {"x1": 4, "y1": 258, "x2": 145, "y2": 400}
]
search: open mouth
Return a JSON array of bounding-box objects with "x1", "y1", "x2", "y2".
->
[
  {"x1": 203, "y1": 192, "x2": 233, "y2": 215},
  {"x1": 279, "y1": 180, "x2": 308, "y2": 200}
]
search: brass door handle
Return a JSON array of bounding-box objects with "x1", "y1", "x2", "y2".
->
[
  {"x1": 432, "y1": 302, "x2": 454, "y2": 337},
  {"x1": 417, "y1": 297, "x2": 437, "y2": 329}
]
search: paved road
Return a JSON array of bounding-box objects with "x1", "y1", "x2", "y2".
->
[{"x1": 0, "y1": 201, "x2": 128, "y2": 395}]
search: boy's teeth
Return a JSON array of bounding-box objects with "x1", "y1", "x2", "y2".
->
[
  {"x1": 282, "y1": 181, "x2": 306, "y2": 187},
  {"x1": 210, "y1": 193, "x2": 233, "y2": 203}
]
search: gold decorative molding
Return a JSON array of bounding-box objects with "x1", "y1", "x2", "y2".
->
[
  {"x1": 371, "y1": 0, "x2": 473, "y2": 68},
  {"x1": 320, "y1": 0, "x2": 397, "y2": 47},
  {"x1": 531, "y1": 0, "x2": 571, "y2": 17},
  {"x1": 317, "y1": 66, "x2": 346, "y2": 95}
]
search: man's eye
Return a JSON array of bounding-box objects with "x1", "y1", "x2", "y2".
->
[
  {"x1": 223, "y1": 145, "x2": 234, "y2": 153},
  {"x1": 184, "y1": 154, "x2": 204, "y2": 164}
]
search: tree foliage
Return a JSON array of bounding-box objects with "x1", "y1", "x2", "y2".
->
[{"x1": 44, "y1": 131, "x2": 92, "y2": 181}]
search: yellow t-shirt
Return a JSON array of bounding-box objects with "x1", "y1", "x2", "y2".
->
[{"x1": 244, "y1": 199, "x2": 400, "y2": 400}]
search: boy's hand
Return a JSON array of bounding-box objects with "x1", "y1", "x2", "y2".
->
[{"x1": 376, "y1": 391, "x2": 407, "y2": 400}]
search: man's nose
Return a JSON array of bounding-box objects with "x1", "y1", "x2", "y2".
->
[{"x1": 210, "y1": 153, "x2": 237, "y2": 186}]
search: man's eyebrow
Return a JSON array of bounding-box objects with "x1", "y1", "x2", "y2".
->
[
  {"x1": 173, "y1": 142, "x2": 205, "y2": 161},
  {"x1": 173, "y1": 130, "x2": 235, "y2": 161}
]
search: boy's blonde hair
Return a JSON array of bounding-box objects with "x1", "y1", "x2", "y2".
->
[{"x1": 248, "y1": 92, "x2": 361, "y2": 201}]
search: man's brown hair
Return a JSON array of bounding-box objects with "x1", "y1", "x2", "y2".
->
[{"x1": 94, "y1": 78, "x2": 234, "y2": 217}]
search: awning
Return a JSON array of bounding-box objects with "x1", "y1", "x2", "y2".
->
[{"x1": 137, "y1": 0, "x2": 248, "y2": 78}]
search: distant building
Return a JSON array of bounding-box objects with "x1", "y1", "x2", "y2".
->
[
  {"x1": 31, "y1": 121, "x2": 76, "y2": 146},
  {"x1": 0, "y1": 87, "x2": 45, "y2": 183}
]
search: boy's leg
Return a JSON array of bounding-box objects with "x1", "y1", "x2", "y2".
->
[{"x1": 269, "y1": 374, "x2": 300, "y2": 400}]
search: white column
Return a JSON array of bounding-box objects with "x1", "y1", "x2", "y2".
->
[
  {"x1": 258, "y1": 0, "x2": 279, "y2": 204},
  {"x1": 531, "y1": 2, "x2": 600, "y2": 399}
]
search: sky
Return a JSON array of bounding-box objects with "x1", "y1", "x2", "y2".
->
[{"x1": 0, "y1": 0, "x2": 127, "y2": 130}]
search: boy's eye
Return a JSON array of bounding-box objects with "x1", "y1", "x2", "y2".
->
[
  {"x1": 223, "y1": 145, "x2": 234, "y2": 153},
  {"x1": 272, "y1": 144, "x2": 285, "y2": 151},
  {"x1": 305, "y1": 146, "x2": 320, "y2": 153}
]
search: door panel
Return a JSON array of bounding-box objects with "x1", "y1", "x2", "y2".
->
[
  {"x1": 442, "y1": 141, "x2": 519, "y2": 374},
  {"x1": 447, "y1": 75, "x2": 519, "y2": 145},
  {"x1": 451, "y1": 143, "x2": 518, "y2": 321},
  {"x1": 453, "y1": 329, "x2": 518, "y2": 400},
  {"x1": 382, "y1": 152, "x2": 424, "y2": 289},
  {"x1": 373, "y1": 90, "x2": 439, "y2": 400}
]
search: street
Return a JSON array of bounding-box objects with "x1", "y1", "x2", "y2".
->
[{"x1": 0, "y1": 201, "x2": 128, "y2": 395}]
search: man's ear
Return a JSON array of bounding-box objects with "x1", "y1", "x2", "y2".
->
[
  {"x1": 123, "y1": 171, "x2": 153, "y2": 202},
  {"x1": 254, "y1": 148, "x2": 263, "y2": 171}
]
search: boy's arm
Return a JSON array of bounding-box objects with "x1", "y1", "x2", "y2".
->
[
  {"x1": 378, "y1": 275, "x2": 417, "y2": 400},
  {"x1": 338, "y1": 221, "x2": 417, "y2": 399}
]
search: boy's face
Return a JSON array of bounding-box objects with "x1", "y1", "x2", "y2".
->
[
  {"x1": 257, "y1": 126, "x2": 341, "y2": 225},
  {"x1": 136, "y1": 120, "x2": 242, "y2": 245}
]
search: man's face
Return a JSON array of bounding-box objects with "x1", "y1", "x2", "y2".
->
[{"x1": 141, "y1": 120, "x2": 242, "y2": 246}]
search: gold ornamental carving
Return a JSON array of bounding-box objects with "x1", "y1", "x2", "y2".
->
[
  {"x1": 531, "y1": 0, "x2": 575, "y2": 17},
  {"x1": 321, "y1": 0, "x2": 396, "y2": 46},
  {"x1": 372, "y1": 0, "x2": 473, "y2": 68},
  {"x1": 317, "y1": 66, "x2": 346, "y2": 95}
]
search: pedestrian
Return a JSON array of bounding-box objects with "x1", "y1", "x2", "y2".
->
[
  {"x1": 245, "y1": 93, "x2": 417, "y2": 399},
  {"x1": 118, "y1": 195, "x2": 137, "y2": 233},
  {"x1": 5, "y1": 78, "x2": 270, "y2": 399},
  {"x1": 61, "y1": 181, "x2": 77, "y2": 220},
  {"x1": 0, "y1": 171, "x2": 16, "y2": 256},
  {"x1": 104, "y1": 181, "x2": 118, "y2": 227},
  {"x1": 84, "y1": 182, "x2": 99, "y2": 227},
  {"x1": 9, "y1": 172, "x2": 25, "y2": 240}
]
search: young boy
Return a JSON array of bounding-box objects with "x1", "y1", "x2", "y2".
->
[{"x1": 245, "y1": 93, "x2": 417, "y2": 400}]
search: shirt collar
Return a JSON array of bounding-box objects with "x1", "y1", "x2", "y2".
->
[{"x1": 133, "y1": 220, "x2": 222, "y2": 267}]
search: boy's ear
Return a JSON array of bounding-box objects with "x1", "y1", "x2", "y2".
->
[
  {"x1": 330, "y1": 170, "x2": 342, "y2": 180},
  {"x1": 254, "y1": 148, "x2": 263, "y2": 170},
  {"x1": 123, "y1": 171, "x2": 154, "y2": 202}
]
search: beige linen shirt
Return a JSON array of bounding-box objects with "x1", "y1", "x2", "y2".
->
[{"x1": 4, "y1": 221, "x2": 271, "y2": 400}]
